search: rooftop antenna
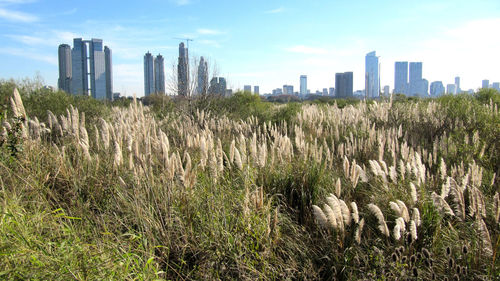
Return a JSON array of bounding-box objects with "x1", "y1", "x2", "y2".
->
[{"x1": 173, "y1": 37, "x2": 194, "y2": 50}]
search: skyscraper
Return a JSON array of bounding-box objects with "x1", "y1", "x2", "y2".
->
[
  {"x1": 244, "y1": 85, "x2": 252, "y2": 92},
  {"x1": 409, "y1": 62, "x2": 423, "y2": 96},
  {"x1": 430, "y1": 81, "x2": 445, "y2": 97},
  {"x1": 383, "y1": 85, "x2": 390, "y2": 96},
  {"x1": 329, "y1": 87, "x2": 334, "y2": 96},
  {"x1": 446, "y1": 84, "x2": 456, "y2": 94},
  {"x1": 254, "y1": 86, "x2": 259, "y2": 95},
  {"x1": 283, "y1": 85, "x2": 293, "y2": 95},
  {"x1": 197, "y1": 56, "x2": 208, "y2": 96},
  {"x1": 492, "y1": 82, "x2": 500, "y2": 92},
  {"x1": 178, "y1": 42, "x2": 189, "y2": 96},
  {"x1": 394, "y1": 62, "x2": 408, "y2": 95},
  {"x1": 144, "y1": 52, "x2": 155, "y2": 96},
  {"x1": 482, "y1": 79, "x2": 489, "y2": 89},
  {"x1": 335, "y1": 72, "x2": 353, "y2": 98},
  {"x1": 89, "y1": 39, "x2": 106, "y2": 99},
  {"x1": 58, "y1": 44, "x2": 72, "y2": 93},
  {"x1": 454, "y1": 76, "x2": 460, "y2": 94},
  {"x1": 365, "y1": 51, "x2": 380, "y2": 98},
  {"x1": 154, "y1": 54, "x2": 165, "y2": 94},
  {"x1": 105, "y1": 46, "x2": 113, "y2": 100},
  {"x1": 68, "y1": 38, "x2": 112, "y2": 100},
  {"x1": 209, "y1": 77, "x2": 226, "y2": 95},
  {"x1": 300, "y1": 75, "x2": 307, "y2": 97},
  {"x1": 71, "y1": 38, "x2": 88, "y2": 96}
]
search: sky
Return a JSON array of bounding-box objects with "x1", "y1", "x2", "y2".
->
[{"x1": 0, "y1": 0, "x2": 499, "y2": 96}]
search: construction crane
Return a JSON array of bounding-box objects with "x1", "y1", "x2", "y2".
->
[{"x1": 173, "y1": 37, "x2": 194, "y2": 50}]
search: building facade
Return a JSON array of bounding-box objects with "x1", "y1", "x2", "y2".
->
[
  {"x1": 454, "y1": 76, "x2": 460, "y2": 94},
  {"x1": 409, "y1": 62, "x2": 424, "y2": 96},
  {"x1": 254, "y1": 86, "x2": 259, "y2": 95},
  {"x1": 365, "y1": 51, "x2": 380, "y2": 98},
  {"x1": 482, "y1": 79, "x2": 489, "y2": 89},
  {"x1": 300, "y1": 75, "x2": 307, "y2": 97},
  {"x1": 67, "y1": 38, "x2": 112, "y2": 100},
  {"x1": 394, "y1": 61, "x2": 408, "y2": 95},
  {"x1": 144, "y1": 52, "x2": 155, "y2": 96},
  {"x1": 58, "y1": 44, "x2": 72, "y2": 93},
  {"x1": 335, "y1": 72, "x2": 353, "y2": 98},
  {"x1": 244, "y1": 85, "x2": 252, "y2": 92},
  {"x1": 154, "y1": 54, "x2": 165, "y2": 94},
  {"x1": 177, "y1": 42, "x2": 189, "y2": 96},
  {"x1": 430, "y1": 81, "x2": 445, "y2": 97},
  {"x1": 209, "y1": 77, "x2": 227, "y2": 95},
  {"x1": 197, "y1": 56, "x2": 208, "y2": 96},
  {"x1": 105, "y1": 46, "x2": 113, "y2": 100}
]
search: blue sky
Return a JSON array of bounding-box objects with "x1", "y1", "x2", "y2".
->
[{"x1": 0, "y1": 0, "x2": 499, "y2": 96}]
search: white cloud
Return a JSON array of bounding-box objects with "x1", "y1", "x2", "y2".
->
[
  {"x1": 197, "y1": 28, "x2": 223, "y2": 35},
  {"x1": 264, "y1": 7, "x2": 284, "y2": 14},
  {"x1": 286, "y1": 45, "x2": 329, "y2": 55},
  {"x1": 0, "y1": 8, "x2": 37, "y2": 22},
  {"x1": 0, "y1": 47, "x2": 56, "y2": 64}
]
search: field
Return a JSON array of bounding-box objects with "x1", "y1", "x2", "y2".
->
[{"x1": 0, "y1": 82, "x2": 499, "y2": 280}]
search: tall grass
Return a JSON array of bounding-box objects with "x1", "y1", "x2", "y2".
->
[{"x1": 0, "y1": 87, "x2": 498, "y2": 280}]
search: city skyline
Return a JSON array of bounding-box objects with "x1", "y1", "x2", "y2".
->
[
  {"x1": 1, "y1": 0, "x2": 500, "y2": 96},
  {"x1": 61, "y1": 38, "x2": 113, "y2": 100}
]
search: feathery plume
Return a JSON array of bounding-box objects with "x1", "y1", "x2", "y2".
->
[
  {"x1": 396, "y1": 217, "x2": 406, "y2": 233},
  {"x1": 335, "y1": 178, "x2": 341, "y2": 197},
  {"x1": 494, "y1": 192, "x2": 499, "y2": 224},
  {"x1": 339, "y1": 199, "x2": 351, "y2": 226},
  {"x1": 323, "y1": 204, "x2": 338, "y2": 230},
  {"x1": 312, "y1": 205, "x2": 328, "y2": 228},
  {"x1": 412, "y1": 208, "x2": 421, "y2": 226},
  {"x1": 234, "y1": 147, "x2": 243, "y2": 170},
  {"x1": 410, "y1": 182, "x2": 418, "y2": 205},
  {"x1": 351, "y1": 202, "x2": 359, "y2": 224},
  {"x1": 431, "y1": 192, "x2": 455, "y2": 216},
  {"x1": 354, "y1": 218, "x2": 365, "y2": 244},
  {"x1": 368, "y1": 203, "x2": 389, "y2": 237},
  {"x1": 393, "y1": 223, "x2": 401, "y2": 240},
  {"x1": 396, "y1": 200, "x2": 410, "y2": 222},
  {"x1": 477, "y1": 219, "x2": 493, "y2": 256},
  {"x1": 390, "y1": 201, "x2": 401, "y2": 216},
  {"x1": 410, "y1": 220, "x2": 417, "y2": 241}
]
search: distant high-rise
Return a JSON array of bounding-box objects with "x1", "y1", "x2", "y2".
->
[
  {"x1": 454, "y1": 76, "x2": 460, "y2": 94},
  {"x1": 394, "y1": 62, "x2": 408, "y2": 95},
  {"x1": 365, "y1": 51, "x2": 380, "y2": 98},
  {"x1": 430, "y1": 81, "x2": 445, "y2": 97},
  {"x1": 58, "y1": 44, "x2": 72, "y2": 93},
  {"x1": 68, "y1": 38, "x2": 113, "y2": 100},
  {"x1": 446, "y1": 84, "x2": 456, "y2": 94},
  {"x1": 154, "y1": 54, "x2": 165, "y2": 94},
  {"x1": 254, "y1": 86, "x2": 259, "y2": 95},
  {"x1": 244, "y1": 85, "x2": 252, "y2": 92},
  {"x1": 71, "y1": 38, "x2": 88, "y2": 95},
  {"x1": 209, "y1": 77, "x2": 226, "y2": 95},
  {"x1": 105, "y1": 46, "x2": 113, "y2": 100},
  {"x1": 492, "y1": 82, "x2": 500, "y2": 92},
  {"x1": 88, "y1": 39, "x2": 107, "y2": 100},
  {"x1": 329, "y1": 87, "x2": 334, "y2": 96},
  {"x1": 383, "y1": 85, "x2": 390, "y2": 96},
  {"x1": 177, "y1": 42, "x2": 189, "y2": 96},
  {"x1": 482, "y1": 79, "x2": 489, "y2": 89},
  {"x1": 197, "y1": 56, "x2": 208, "y2": 96},
  {"x1": 144, "y1": 52, "x2": 155, "y2": 96},
  {"x1": 335, "y1": 72, "x2": 353, "y2": 98},
  {"x1": 322, "y1": 88, "x2": 327, "y2": 96},
  {"x1": 283, "y1": 85, "x2": 293, "y2": 95},
  {"x1": 300, "y1": 75, "x2": 307, "y2": 97},
  {"x1": 409, "y1": 62, "x2": 423, "y2": 96}
]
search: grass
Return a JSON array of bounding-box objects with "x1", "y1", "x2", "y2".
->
[{"x1": 0, "y1": 85, "x2": 499, "y2": 280}]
